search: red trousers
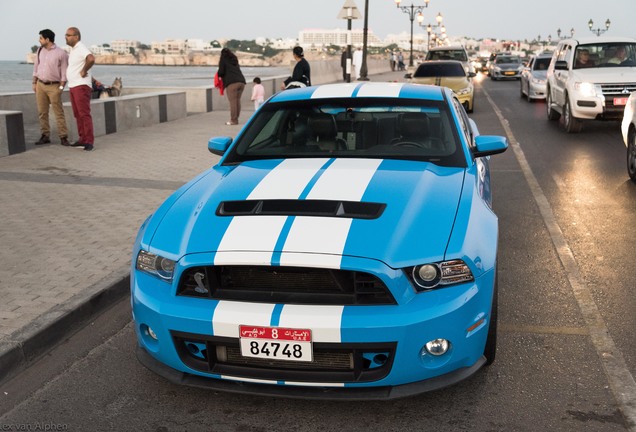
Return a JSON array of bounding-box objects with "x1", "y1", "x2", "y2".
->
[{"x1": 69, "y1": 85, "x2": 94, "y2": 145}]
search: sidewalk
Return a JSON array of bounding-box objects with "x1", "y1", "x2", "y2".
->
[{"x1": 0, "y1": 71, "x2": 407, "y2": 384}]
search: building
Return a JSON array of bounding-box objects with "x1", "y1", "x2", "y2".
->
[
  {"x1": 151, "y1": 39, "x2": 187, "y2": 54},
  {"x1": 299, "y1": 28, "x2": 382, "y2": 49},
  {"x1": 111, "y1": 39, "x2": 140, "y2": 54}
]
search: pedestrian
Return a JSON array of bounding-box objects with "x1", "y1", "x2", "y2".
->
[
  {"x1": 341, "y1": 48, "x2": 348, "y2": 81},
  {"x1": 352, "y1": 46, "x2": 363, "y2": 80},
  {"x1": 218, "y1": 48, "x2": 246, "y2": 125},
  {"x1": 32, "y1": 29, "x2": 70, "y2": 147},
  {"x1": 389, "y1": 50, "x2": 396, "y2": 71},
  {"x1": 65, "y1": 27, "x2": 95, "y2": 151},
  {"x1": 251, "y1": 77, "x2": 265, "y2": 111},
  {"x1": 397, "y1": 51, "x2": 405, "y2": 71},
  {"x1": 281, "y1": 46, "x2": 311, "y2": 90}
]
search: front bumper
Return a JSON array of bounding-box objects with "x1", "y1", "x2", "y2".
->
[
  {"x1": 492, "y1": 70, "x2": 520, "y2": 80},
  {"x1": 527, "y1": 81, "x2": 547, "y2": 100},
  {"x1": 131, "y1": 261, "x2": 495, "y2": 397}
]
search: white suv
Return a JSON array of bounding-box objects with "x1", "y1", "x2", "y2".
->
[{"x1": 546, "y1": 36, "x2": 636, "y2": 133}]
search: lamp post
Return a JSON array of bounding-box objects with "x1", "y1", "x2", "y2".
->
[
  {"x1": 337, "y1": 0, "x2": 361, "y2": 83},
  {"x1": 588, "y1": 18, "x2": 610, "y2": 36},
  {"x1": 394, "y1": 0, "x2": 430, "y2": 67},
  {"x1": 556, "y1": 28, "x2": 575, "y2": 39},
  {"x1": 359, "y1": 0, "x2": 370, "y2": 81},
  {"x1": 421, "y1": 12, "x2": 443, "y2": 49}
]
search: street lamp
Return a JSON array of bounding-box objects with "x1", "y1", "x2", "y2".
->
[
  {"x1": 588, "y1": 18, "x2": 611, "y2": 36},
  {"x1": 359, "y1": 0, "x2": 370, "y2": 81},
  {"x1": 337, "y1": 0, "x2": 361, "y2": 83},
  {"x1": 421, "y1": 12, "x2": 443, "y2": 49},
  {"x1": 394, "y1": 0, "x2": 430, "y2": 67},
  {"x1": 556, "y1": 27, "x2": 575, "y2": 39}
]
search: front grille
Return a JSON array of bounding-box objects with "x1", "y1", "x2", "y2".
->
[
  {"x1": 172, "y1": 331, "x2": 396, "y2": 383},
  {"x1": 600, "y1": 83, "x2": 636, "y2": 96},
  {"x1": 177, "y1": 266, "x2": 396, "y2": 305}
]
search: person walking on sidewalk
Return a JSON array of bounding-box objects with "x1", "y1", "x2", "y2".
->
[
  {"x1": 65, "y1": 27, "x2": 95, "y2": 151},
  {"x1": 282, "y1": 46, "x2": 311, "y2": 90},
  {"x1": 218, "y1": 48, "x2": 246, "y2": 125},
  {"x1": 32, "y1": 29, "x2": 70, "y2": 147}
]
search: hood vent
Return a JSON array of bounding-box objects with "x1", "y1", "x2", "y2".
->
[{"x1": 217, "y1": 200, "x2": 386, "y2": 220}]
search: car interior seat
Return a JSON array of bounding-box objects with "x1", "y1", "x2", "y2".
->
[
  {"x1": 307, "y1": 113, "x2": 347, "y2": 151},
  {"x1": 391, "y1": 113, "x2": 443, "y2": 150}
]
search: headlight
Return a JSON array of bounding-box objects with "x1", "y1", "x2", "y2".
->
[
  {"x1": 407, "y1": 259, "x2": 474, "y2": 291},
  {"x1": 455, "y1": 87, "x2": 472, "y2": 95},
  {"x1": 532, "y1": 77, "x2": 545, "y2": 84},
  {"x1": 494, "y1": 66, "x2": 501, "y2": 72},
  {"x1": 136, "y1": 250, "x2": 176, "y2": 281},
  {"x1": 574, "y1": 82, "x2": 598, "y2": 98}
]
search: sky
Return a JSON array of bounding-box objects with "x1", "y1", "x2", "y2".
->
[{"x1": 1, "y1": 0, "x2": 634, "y2": 61}]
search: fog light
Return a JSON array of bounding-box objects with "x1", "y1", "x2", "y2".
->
[
  {"x1": 146, "y1": 325, "x2": 158, "y2": 341},
  {"x1": 425, "y1": 338, "x2": 450, "y2": 356}
]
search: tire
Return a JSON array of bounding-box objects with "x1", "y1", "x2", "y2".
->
[
  {"x1": 467, "y1": 97, "x2": 474, "y2": 113},
  {"x1": 520, "y1": 81, "x2": 525, "y2": 99},
  {"x1": 628, "y1": 127, "x2": 636, "y2": 182},
  {"x1": 546, "y1": 88, "x2": 560, "y2": 121},
  {"x1": 483, "y1": 272, "x2": 498, "y2": 366},
  {"x1": 563, "y1": 97, "x2": 582, "y2": 133}
]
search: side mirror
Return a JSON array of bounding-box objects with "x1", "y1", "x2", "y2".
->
[
  {"x1": 208, "y1": 136, "x2": 233, "y2": 156},
  {"x1": 473, "y1": 135, "x2": 508, "y2": 158},
  {"x1": 404, "y1": 73, "x2": 413, "y2": 79},
  {"x1": 554, "y1": 60, "x2": 568, "y2": 71},
  {"x1": 467, "y1": 72, "x2": 476, "y2": 78}
]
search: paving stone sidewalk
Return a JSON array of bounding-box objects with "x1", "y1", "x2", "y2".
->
[{"x1": 0, "y1": 70, "x2": 406, "y2": 384}]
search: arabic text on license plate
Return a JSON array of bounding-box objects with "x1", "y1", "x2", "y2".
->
[
  {"x1": 239, "y1": 325, "x2": 313, "y2": 362},
  {"x1": 614, "y1": 97, "x2": 629, "y2": 106}
]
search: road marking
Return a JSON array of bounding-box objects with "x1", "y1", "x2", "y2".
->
[{"x1": 483, "y1": 88, "x2": 636, "y2": 431}]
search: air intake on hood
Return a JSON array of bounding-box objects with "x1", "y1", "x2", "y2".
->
[{"x1": 217, "y1": 199, "x2": 386, "y2": 219}]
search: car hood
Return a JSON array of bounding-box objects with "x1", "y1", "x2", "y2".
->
[
  {"x1": 570, "y1": 66, "x2": 636, "y2": 83},
  {"x1": 410, "y1": 76, "x2": 471, "y2": 91},
  {"x1": 531, "y1": 70, "x2": 548, "y2": 80},
  {"x1": 496, "y1": 63, "x2": 521, "y2": 70},
  {"x1": 147, "y1": 158, "x2": 466, "y2": 268}
]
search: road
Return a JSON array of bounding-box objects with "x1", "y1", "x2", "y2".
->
[{"x1": 0, "y1": 75, "x2": 634, "y2": 432}]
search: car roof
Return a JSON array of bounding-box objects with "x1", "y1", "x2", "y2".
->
[
  {"x1": 429, "y1": 45, "x2": 466, "y2": 51},
  {"x1": 560, "y1": 36, "x2": 636, "y2": 45},
  {"x1": 268, "y1": 82, "x2": 448, "y2": 104}
]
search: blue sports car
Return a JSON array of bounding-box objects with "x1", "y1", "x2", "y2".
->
[{"x1": 132, "y1": 82, "x2": 508, "y2": 399}]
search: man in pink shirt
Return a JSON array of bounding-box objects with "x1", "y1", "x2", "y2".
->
[{"x1": 32, "y1": 29, "x2": 70, "y2": 146}]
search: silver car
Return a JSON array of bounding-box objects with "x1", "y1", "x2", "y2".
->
[
  {"x1": 520, "y1": 53, "x2": 552, "y2": 101},
  {"x1": 489, "y1": 55, "x2": 523, "y2": 80}
]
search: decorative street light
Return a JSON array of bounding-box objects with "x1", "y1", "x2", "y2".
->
[
  {"x1": 421, "y1": 12, "x2": 443, "y2": 49},
  {"x1": 337, "y1": 0, "x2": 361, "y2": 83},
  {"x1": 359, "y1": 0, "x2": 370, "y2": 81},
  {"x1": 394, "y1": 0, "x2": 430, "y2": 67},
  {"x1": 588, "y1": 18, "x2": 611, "y2": 36},
  {"x1": 556, "y1": 27, "x2": 575, "y2": 39}
]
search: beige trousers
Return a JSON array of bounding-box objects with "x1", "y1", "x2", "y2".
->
[{"x1": 36, "y1": 81, "x2": 68, "y2": 138}]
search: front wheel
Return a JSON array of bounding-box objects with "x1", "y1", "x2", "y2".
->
[
  {"x1": 563, "y1": 97, "x2": 582, "y2": 133},
  {"x1": 546, "y1": 88, "x2": 560, "y2": 121},
  {"x1": 628, "y1": 128, "x2": 636, "y2": 182}
]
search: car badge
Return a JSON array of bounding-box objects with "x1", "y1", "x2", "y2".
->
[
  {"x1": 622, "y1": 88, "x2": 631, "y2": 94},
  {"x1": 193, "y1": 272, "x2": 209, "y2": 294}
]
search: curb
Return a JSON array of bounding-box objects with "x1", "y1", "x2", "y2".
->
[{"x1": 0, "y1": 270, "x2": 130, "y2": 384}]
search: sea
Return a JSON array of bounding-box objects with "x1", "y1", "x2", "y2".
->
[{"x1": 0, "y1": 61, "x2": 290, "y2": 94}]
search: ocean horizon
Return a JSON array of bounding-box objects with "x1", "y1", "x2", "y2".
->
[{"x1": 0, "y1": 61, "x2": 290, "y2": 94}]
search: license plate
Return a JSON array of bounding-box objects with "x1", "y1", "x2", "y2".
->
[
  {"x1": 504, "y1": 71, "x2": 515, "y2": 75},
  {"x1": 614, "y1": 97, "x2": 629, "y2": 106},
  {"x1": 239, "y1": 325, "x2": 313, "y2": 362}
]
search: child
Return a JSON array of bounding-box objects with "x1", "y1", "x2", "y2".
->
[{"x1": 251, "y1": 77, "x2": 265, "y2": 110}]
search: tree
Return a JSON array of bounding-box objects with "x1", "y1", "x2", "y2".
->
[{"x1": 31, "y1": 45, "x2": 38, "y2": 53}]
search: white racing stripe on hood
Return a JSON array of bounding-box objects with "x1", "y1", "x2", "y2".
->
[
  {"x1": 280, "y1": 217, "x2": 352, "y2": 267},
  {"x1": 212, "y1": 301, "x2": 276, "y2": 338},
  {"x1": 215, "y1": 216, "x2": 287, "y2": 264},
  {"x1": 306, "y1": 158, "x2": 383, "y2": 200},
  {"x1": 248, "y1": 158, "x2": 328, "y2": 199},
  {"x1": 278, "y1": 304, "x2": 344, "y2": 342},
  {"x1": 310, "y1": 84, "x2": 357, "y2": 99}
]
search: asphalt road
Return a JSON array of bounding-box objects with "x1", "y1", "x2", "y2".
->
[{"x1": 0, "y1": 75, "x2": 634, "y2": 432}]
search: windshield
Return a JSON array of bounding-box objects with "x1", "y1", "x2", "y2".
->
[
  {"x1": 573, "y1": 43, "x2": 636, "y2": 69},
  {"x1": 496, "y1": 56, "x2": 521, "y2": 64},
  {"x1": 222, "y1": 98, "x2": 466, "y2": 168},
  {"x1": 426, "y1": 50, "x2": 468, "y2": 62},
  {"x1": 414, "y1": 62, "x2": 465, "y2": 77},
  {"x1": 533, "y1": 57, "x2": 551, "y2": 70}
]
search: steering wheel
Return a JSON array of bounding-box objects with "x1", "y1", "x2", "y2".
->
[{"x1": 393, "y1": 141, "x2": 425, "y2": 148}]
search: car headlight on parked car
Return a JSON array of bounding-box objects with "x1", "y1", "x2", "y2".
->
[
  {"x1": 574, "y1": 82, "x2": 600, "y2": 98},
  {"x1": 456, "y1": 86, "x2": 472, "y2": 95},
  {"x1": 407, "y1": 259, "x2": 474, "y2": 291},
  {"x1": 136, "y1": 250, "x2": 176, "y2": 281},
  {"x1": 532, "y1": 77, "x2": 546, "y2": 84}
]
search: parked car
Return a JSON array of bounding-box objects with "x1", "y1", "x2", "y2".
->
[
  {"x1": 621, "y1": 91, "x2": 636, "y2": 182},
  {"x1": 520, "y1": 53, "x2": 552, "y2": 101},
  {"x1": 546, "y1": 36, "x2": 636, "y2": 133},
  {"x1": 425, "y1": 45, "x2": 474, "y2": 74},
  {"x1": 132, "y1": 82, "x2": 508, "y2": 399},
  {"x1": 489, "y1": 54, "x2": 523, "y2": 80},
  {"x1": 407, "y1": 60, "x2": 476, "y2": 112}
]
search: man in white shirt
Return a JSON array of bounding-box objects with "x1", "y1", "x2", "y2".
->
[
  {"x1": 65, "y1": 27, "x2": 95, "y2": 151},
  {"x1": 352, "y1": 47, "x2": 363, "y2": 80}
]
